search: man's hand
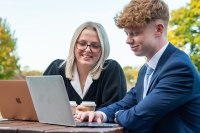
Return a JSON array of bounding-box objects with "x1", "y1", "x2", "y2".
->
[
  {"x1": 74, "y1": 111, "x2": 103, "y2": 123},
  {"x1": 114, "y1": 118, "x2": 118, "y2": 123},
  {"x1": 114, "y1": 111, "x2": 119, "y2": 123}
]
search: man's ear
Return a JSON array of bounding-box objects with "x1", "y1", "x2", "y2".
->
[{"x1": 155, "y1": 23, "x2": 164, "y2": 37}]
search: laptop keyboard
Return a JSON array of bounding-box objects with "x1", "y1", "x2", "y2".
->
[{"x1": 76, "y1": 122, "x2": 119, "y2": 127}]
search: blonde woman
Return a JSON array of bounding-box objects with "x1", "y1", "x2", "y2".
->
[{"x1": 43, "y1": 21, "x2": 126, "y2": 110}]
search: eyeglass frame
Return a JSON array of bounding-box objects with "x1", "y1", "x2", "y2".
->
[{"x1": 75, "y1": 41, "x2": 102, "y2": 53}]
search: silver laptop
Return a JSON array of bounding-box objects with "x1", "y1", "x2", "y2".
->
[{"x1": 26, "y1": 75, "x2": 118, "y2": 127}]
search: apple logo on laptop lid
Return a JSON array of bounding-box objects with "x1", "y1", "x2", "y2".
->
[{"x1": 16, "y1": 97, "x2": 22, "y2": 104}]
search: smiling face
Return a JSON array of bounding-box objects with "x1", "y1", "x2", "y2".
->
[
  {"x1": 125, "y1": 21, "x2": 163, "y2": 60},
  {"x1": 75, "y1": 28, "x2": 101, "y2": 69}
]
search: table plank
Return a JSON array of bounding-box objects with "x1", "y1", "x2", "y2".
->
[
  {"x1": 0, "y1": 120, "x2": 41, "y2": 133},
  {"x1": 45, "y1": 126, "x2": 123, "y2": 133},
  {"x1": 18, "y1": 123, "x2": 66, "y2": 133},
  {"x1": 0, "y1": 120, "x2": 123, "y2": 133}
]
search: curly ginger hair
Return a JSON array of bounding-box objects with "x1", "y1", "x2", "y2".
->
[{"x1": 114, "y1": 0, "x2": 169, "y2": 29}]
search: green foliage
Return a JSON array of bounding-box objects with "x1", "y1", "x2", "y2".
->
[
  {"x1": 168, "y1": 0, "x2": 200, "y2": 72},
  {"x1": 123, "y1": 66, "x2": 139, "y2": 87},
  {"x1": 0, "y1": 18, "x2": 20, "y2": 79}
]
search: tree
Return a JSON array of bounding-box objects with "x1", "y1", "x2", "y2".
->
[
  {"x1": 123, "y1": 66, "x2": 139, "y2": 89},
  {"x1": 168, "y1": 0, "x2": 200, "y2": 72},
  {"x1": 0, "y1": 18, "x2": 20, "y2": 79}
]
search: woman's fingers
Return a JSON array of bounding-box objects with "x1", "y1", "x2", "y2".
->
[{"x1": 76, "y1": 105, "x2": 86, "y2": 114}]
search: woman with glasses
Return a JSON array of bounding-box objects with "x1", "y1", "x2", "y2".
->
[{"x1": 43, "y1": 21, "x2": 126, "y2": 110}]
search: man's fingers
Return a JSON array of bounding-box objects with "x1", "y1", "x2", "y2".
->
[
  {"x1": 80, "y1": 111, "x2": 89, "y2": 122},
  {"x1": 88, "y1": 112, "x2": 95, "y2": 122},
  {"x1": 75, "y1": 111, "x2": 102, "y2": 123},
  {"x1": 96, "y1": 117, "x2": 102, "y2": 123},
  {"x1": 90, "y1": 112, "x2": 102, "y2": 123},
  {"x1": 114, "y1": 118, "x2": 118, "y2": 124},
  {"x1": 76, "y1": 111, "x2": 82, "y2": 119}
]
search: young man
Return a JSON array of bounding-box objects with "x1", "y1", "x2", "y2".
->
[{"x1": 75, "y1": 0, "x2": 200, "y2": 132}]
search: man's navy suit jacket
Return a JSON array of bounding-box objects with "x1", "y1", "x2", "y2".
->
[{"x1": 99, "y1": 43, "x2": 200, "y2": 133}]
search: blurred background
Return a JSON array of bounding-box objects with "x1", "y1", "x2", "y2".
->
[{"x1": 0, "y1": 0, "x2": 199, "y2": 90}]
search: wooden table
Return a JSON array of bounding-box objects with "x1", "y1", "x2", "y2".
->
[{"x1": 0, "y1": 119, "x2": 123, "y2": 133}]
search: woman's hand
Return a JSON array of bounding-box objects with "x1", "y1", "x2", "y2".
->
[{"x1": 76, "y1": 105, "x2": 86, "y2": 114}]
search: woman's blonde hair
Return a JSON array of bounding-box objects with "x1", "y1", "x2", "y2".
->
[{"x1": 62, "y1": 21, "x2": 110, "y2": 80}]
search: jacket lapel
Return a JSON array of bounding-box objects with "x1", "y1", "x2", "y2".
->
[
  {"x1": 137, "y1": 65, "x2": 146, "y2": 102},
  {"x1": 147, "y1": 43, "x2": 177, "y2": 94}
]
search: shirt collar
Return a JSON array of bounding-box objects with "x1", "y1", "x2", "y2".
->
[
  {"x1": 147, "y1": 42, "x2": 169, "y2": 69},
  {"x1": 70, "y1": 64, "x2": 93, "y2": 99}
]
